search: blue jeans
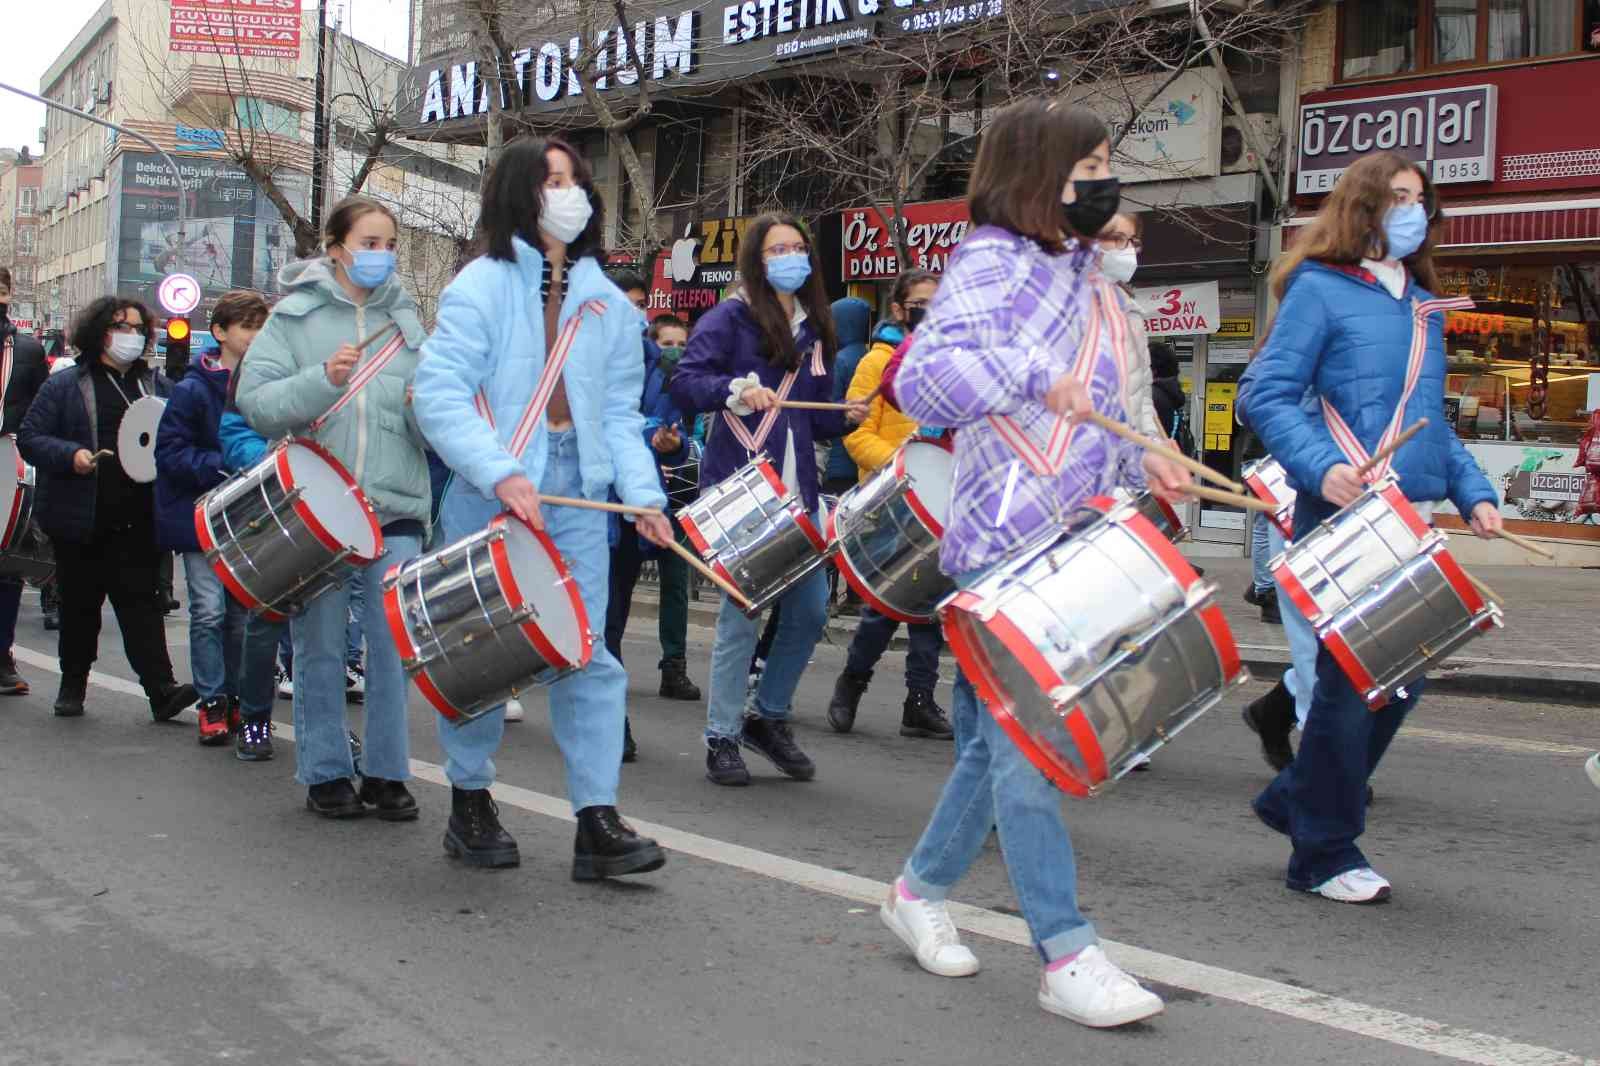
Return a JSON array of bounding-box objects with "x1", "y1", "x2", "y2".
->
[
  {"x1": 1269, "y1": 523, "x2": 1316, "y2": 729},
  {"x1": 434, "y1": 429, "x2": 625, "y2": 811},
  {"x1": 705, "y1": 562, "x2": 829, "y2": 740},
  {"x1": 844, "y1": 607, "x2": 942, "y2": 691},
  {"x1": 902, "y1": 667, "x2": 1097, "y2": 963},
  {"x1": 1253, "y1": 648, "x2": 1421, "y2": 890},
  {"x1": 182, "y1": 553, "x2": 246, "y2": 701},
  {"x1": 238, "y1": 611, "x2": 287, "y2": 720},
  {"x1": 291, "y1": 532, "x2": 421, "y2": 786},
  {"x1": 1250, "y1": 511, "x2": 1272, "y2": 593},
  {"x1": 345, "y1": 577, "x2": 365, "y2": 667}
]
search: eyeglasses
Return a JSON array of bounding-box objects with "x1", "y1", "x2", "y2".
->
[
  {"x1": 108, "y1": 321, "x2": 143, "y2": 333},
  {"x1": 763, "y1": 242, "x2": 809, "y2": 259},
  {"x1": 1098, "y1": 234, "x2": 1143, "y2": 251},
  {"x1": 1391, "y1": 187, "x2": 1441, "y2": 220}
]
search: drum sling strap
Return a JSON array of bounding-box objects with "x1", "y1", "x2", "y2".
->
[
  {"x1": 0, "y1": 335, "x2": 12, "y2": 414},
  {"x1": 720, "y1": 341, "x2": 827, "y2": 458},
  {"x1": 308, "y1": 327, "x2": 409, "y2": 433},
  {"x1": 473, "y1": 300, "x2": 606, "y2": 459},
  {"x1": 1320, "y1": 296, "x2": 1474, "y2": 479},
  {"x1": 987, "y1": 279, "x2": 1129, "y2": 477}
]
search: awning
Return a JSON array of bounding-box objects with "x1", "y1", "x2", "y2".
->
[{"x1": 1283, "y1": 198, "x2": 1600, "y2": 249}]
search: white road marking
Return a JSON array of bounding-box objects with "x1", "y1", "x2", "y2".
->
[{"x1": 12, "y1": 643, "x2": 1596, "y2": 1066}]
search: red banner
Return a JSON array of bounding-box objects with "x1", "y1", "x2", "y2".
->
[
  {"x1": 840, "y1": 199, "x2": 969, "y2": 282},
  {"x1": 170, "y1": 0, "x2": 301, "y2": 60}
]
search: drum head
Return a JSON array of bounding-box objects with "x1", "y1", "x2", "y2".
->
[
  {"x1": 496, "y1": 516, "x2": 590, "y2": 668},
  {"x1": 900, "y1": 438, "x2": 953, "y2": 533},
  {"x1": 281, "y1": 441, "x2": 381, "y2": 559},
  {"x1": 0, "y1": 437, "x2": 24, "y2": 548},
  {"x1": 116, "y1": 396, "x2": 167, "y2": 484}
]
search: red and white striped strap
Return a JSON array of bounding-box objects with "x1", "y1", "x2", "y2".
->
[
  {"x1": 1321, "y1": 296, "x2": 1474, "y2": 479},
  {"x1": 474, "y1": 299, "x2": 606, "y2": 459},
  {"x1": 987, "y1": 280, "x2": 1129, "y2": 477},
  {"x1": 719, "y1": 341, "x2": 822, "y2": 455},
  {"x1": 0, "y1": 335, "x2": 12, "y2": 412},
  {"x1": 308, "y1": 328, "x2": 408, "y2": 433}
]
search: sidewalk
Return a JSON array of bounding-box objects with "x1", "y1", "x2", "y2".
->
[{"x1": 628, "y1": 555, "x2": 1600, "y2": 705}]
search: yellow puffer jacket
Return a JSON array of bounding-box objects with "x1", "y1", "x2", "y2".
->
[{"x1": 844, "y1": 338, "x2": 919, "y2": 481}]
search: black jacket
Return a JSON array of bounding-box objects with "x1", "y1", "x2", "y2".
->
[
  {"x1": 17, "y1": 359, "x2": 170, "y2": 544},
  {"x1": 2, "y1": 321, "x2": 50, "y2": 436},
  {"x1": 1151, "y1": 376, "x2": 1185, "y2": 438}
]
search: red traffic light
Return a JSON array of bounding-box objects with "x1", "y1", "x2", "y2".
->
[{"x1": 166, "y1": 317, "x2": 191, "y2": 342}]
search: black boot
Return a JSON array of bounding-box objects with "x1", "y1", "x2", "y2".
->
[
  {"x1": 53, "y1": 672, "x2": 87, "y2": 717},
  {"x1": 900, "y1": 688, "x2": 954, "y2": 740},
  {"x1": 444, "y1": 787, "x2": 520, "y2": 868},
  {"x1": 622, "y1": 717, "x2": 638, "y2": 764},
  {"x1": 572, "y1": 805, "x2": 666, "y2": 881},
  {"x1": 0, "y1": 651, "x2": 28, "y2": 696},
  {"x1": 705, "y1": 737, "x2": 750, "y2": 787},
  {"x1": 1259, "y1": 588, "x2": 1283, "y2": 625},
  {"x1": 741, "y1": 715, "x2": 816, "y2": 780},
  {"x1": 41, "y1": 584, "x2": 59, "y2": 631},
  {"x1": 147, "y1": 681, "x2": 198, "y2": 722},
  {"x1": 1242, "y1": 680, "x2": 1296, "y2": 771},
  {"x1": 658, "y1": 658, "x2": 701, "y2": 701},
  {"x1": 305, "y1": 778, "x2": 367, "y2": 818},
  {"x1": 826, "y1": 670, "x2": 871, "y2": 733},
  {"x1": 359, "y1": 777, "x2": 419, "y2": 821}
]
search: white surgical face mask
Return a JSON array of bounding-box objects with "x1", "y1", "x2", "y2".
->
[
  {"x1": 539, "y1": 185, "x2": 594, "y2": 245},
  {"x1": 1100, "y1": 246, "x2": 1139, "y2": 284},
  {"x1": 106, "y1": 332, "x2": 145, "y2": 366}
]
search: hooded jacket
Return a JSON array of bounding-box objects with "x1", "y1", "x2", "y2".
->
[
  {"x1": 154, "y1": 356, "x2": 232, "y2": 551},
  {"x1": 823, "y1": 297, "x2": 872, "y2": 484},
  {"x1": 1, "y1": 318, "x2": 50, "y2": 435},
  {"x1": 843, "y1": 320, "x2": 917, "y2": 479},
  {"x1": 234, "y1": 256, "x2": 430, "y2": 526}
]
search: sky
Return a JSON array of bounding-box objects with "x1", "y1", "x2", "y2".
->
[{"x1": 0, "y1": 0, "x2": 412, "y2": 158}]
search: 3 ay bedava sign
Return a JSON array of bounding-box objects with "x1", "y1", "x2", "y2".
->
[{"x1": 1296, "y1": 85, "x2": 1497, "y2": 195}]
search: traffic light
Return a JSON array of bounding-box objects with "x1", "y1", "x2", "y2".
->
[{"x1": 164, "y1": 316, "x2": 192, "y2": 382}]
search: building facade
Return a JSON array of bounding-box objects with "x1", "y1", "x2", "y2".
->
[{"x1": 0, "y1": 153, "x2": 44, "y2": 336}]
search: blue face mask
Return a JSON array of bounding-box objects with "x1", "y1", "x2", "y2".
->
[
  {"x1": 1383, "y1": 202, "x2": 1429, "y2": 261},
  {"x1": 765, "y1": 253, "x2": 812, "y2": 294},
  {"x1": 344, "y1": 247, "x2": 396, "y2": 289}
]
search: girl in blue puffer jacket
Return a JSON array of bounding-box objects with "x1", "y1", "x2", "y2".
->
[{"x1": 1246, "y1": 150, "x2": 1503, "y2": 906}]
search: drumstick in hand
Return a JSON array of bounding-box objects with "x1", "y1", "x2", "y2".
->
[
  {"x1": 356, "y1": 323, "x2": 399, "y2": 353},
  {"x1": 775, "y1": 400, "x2": 852, "y2": 411},
  {"x1": 1179, "y1": 482, "x2": 1279, "y2": 513},
  {"x1": 1081, "y1": 411, "x2": 1244, "y2": 494},
  {"x1": 540, "y1": 494, "x2": 755, "y2": 611},
  {"x1": 1494, "y1": 528, "x2": 1556, "y2": 560},
  {"x1": 1356, "y1": 418, "x2": 1429, "y2": 478}
]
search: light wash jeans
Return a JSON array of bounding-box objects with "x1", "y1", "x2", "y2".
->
[
  {"x1": 291, "y1": 532, "x2": 421, "y2": 786},
  {"x1": 902, "y1": 667, "x2": 1097, "y2": 963},
  {"x1": 1250, "y1": 511, "x2": 1273, "y2": 593},
  {"x1": 345, "y1": 577, "x2": 365, "y2": 667},
  {"x1": 434, "y1": 429, "x2": 625, "y2": 811},
  {"x1": 182, "y1": 552, "x2": 246, "y2": 702},
  {"x1": 1268, "y1": 523, "x2": 1316, "y2": 729},
  {"x1": 704, "y1": 561, "x2": 829, "y2": 741},
  {"x1": 238, "y1": 611, "x2": 287, "y2": 721}
]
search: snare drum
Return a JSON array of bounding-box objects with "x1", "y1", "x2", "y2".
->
[
  {"x1": 677, "y1": 457, "x2": 829, "y2": 616},
  {"x1": 1271, "y1": 477, "x2": 1500, "y2": 710},
  {"x1": 1114, "y1": 488, "x2": 1188, "y2": 543},
  {"x1": 383, "y1": 512, "x2": 592, "y2": 724},
  {"x1": 0, "y1": 436, "x2": 52, "y2": 586},
  {"x1": 661, "y1": 439, "x2": 702, "y2": 510},
  {"x1": 826, "y1": 437, "x2": 954, "y2": 624},
  {"x1": 942, "y1": 496, "x2": 1247, "y2": 797},
  {"x1": 197, "y1": 439, "x2": 383, "y2": 619},
  {"x1": 1242, "y1": 457, "x2": 1296, "y2": 538}
]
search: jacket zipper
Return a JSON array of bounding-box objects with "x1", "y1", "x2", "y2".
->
[{"x1": 352, "y1": 305, "x2": 369, "y2": 486}]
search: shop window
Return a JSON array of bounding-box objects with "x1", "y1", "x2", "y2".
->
[
  {"x1": 653, "y1": 118, "x2": 703, "y2": 210},
  {"x1": 234, "y1": 97, "x2": 299, "y2": 137},
  {"x1": 1339, "y1": 0, "x2": 1591, "y2": 78}
]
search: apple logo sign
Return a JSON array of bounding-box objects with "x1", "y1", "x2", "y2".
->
[{"x1": 669, "y1": 223, "x2": 699, "y2": 284}]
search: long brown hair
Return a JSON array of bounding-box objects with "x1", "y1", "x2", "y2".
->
[
  {"x1": 324, "y1": 195, "x2": 399, "y2": 253},
  {"x1": 968, "y1": 99, "x2": 1109, "y2": 255},
  {"x1": 1270, "y1": 151, "x2": 1443, "y2": 301},
  {"x1": 735, "y1": 211, "x2": 838, "y2": 370}
]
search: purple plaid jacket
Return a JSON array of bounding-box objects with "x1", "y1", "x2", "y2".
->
[{"x1": 894, "y1": 225, "x2": 1145, "y2": 576}]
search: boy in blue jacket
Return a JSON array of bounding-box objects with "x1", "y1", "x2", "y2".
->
[{"x1": 155, "y1": 291, "x2": 266, "y2": 745}]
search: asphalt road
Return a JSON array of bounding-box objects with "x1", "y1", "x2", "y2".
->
[{"x1": 2, "y1": 588, "x2": 1597, "y2": 1066}]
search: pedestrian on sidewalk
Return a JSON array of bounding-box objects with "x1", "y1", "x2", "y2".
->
[
  {"x1": 154, "y1": 290, "x2": 264, "y2": 746},
  {"x1": 413, "y1": 136, "x2": 668, "y2": 878},
  {"x1": 0, "y1": 267, "x2": 50, "y2": 696},
  {"x1": 1246, "y1": 150, "x2": 1503, "y2": 905},
  {"x1": 671, "y1": 212, "x2": 868, "y2": 787},
  {"x1": 236, "y1": 196, "x2": 428, "y2": 822},
  {"x1": 17, "y1": 296, "x2": 197, "y2": 721},
  {"x1": 826, "y1": 268, "x2": 954, "y2": 741},
  {"x1": 880, "y1": 99, "x2": 1188, "y2": 1029}
]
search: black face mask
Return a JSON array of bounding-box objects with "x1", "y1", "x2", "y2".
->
[
  {"x1": 1060, "y1": 177, "x2": 1122, "y2": 239},
  {"x1": 0, "y1": 302, "x2": 8, "y2": 321},
  {"x1": 905, "y1": 307, "x2": 927, "y2": 333}
]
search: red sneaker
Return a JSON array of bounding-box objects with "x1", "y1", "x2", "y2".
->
[{"x1": 197, "y1": 698, "x2": 230, "y2": 746}]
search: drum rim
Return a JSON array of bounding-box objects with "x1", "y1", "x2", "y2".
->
[
  {"x1": 751, "y1": 458, "x2": 827, "y2": 553},
  {"x1": 379, "y1": 561, "x2": 462, "y2": 720},
  {"x1": 1243, "y1": 465, "x2": 1296, "y2": 537},
  {"x1": 277, "y1": 437, "x2": 385, "y2": 562},
  {"x1": 115, "y1": 395, "x2": 167, "y2": 485},
  {"x1": 894, "y1": 436, "x2": 953, "y2": 539},
  {"x1": 192, "y1": 501, "x2": 287, "y2": 622},
  {"x1": 0, "y1": 435, "x2": 27, "y2": 550},
  {"x1": 824, "y1": 504, "x2": 931, "y2": 625},
  {"x1": 675, "y1": 508, "x2": 738, "y2": 593},
  {"x1": 486, "y1": 511, "x2": 593, "y2": 674}
]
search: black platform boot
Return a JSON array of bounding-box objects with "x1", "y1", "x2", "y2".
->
[
  {"x1": 900, "y1": 688, "x2": 954, "y2": 739},
  {"x1": 444, "y1": 787, "x2": 520, "y2": 868},
  {"x1": 572, "y1": 805, "x2": 666, "y2": 881},
  {"x1": 826, "y1": 670, "x2": 871, "y2": 733}
]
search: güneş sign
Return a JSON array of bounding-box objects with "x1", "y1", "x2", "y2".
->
[{"x1": 1296, "y1": 85, "x2": 1497, "y2": 194}]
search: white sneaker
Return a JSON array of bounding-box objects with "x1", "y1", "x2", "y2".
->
[
  {"x1": 344, "y1": 664, "x2": 365, "y2": 704},
  {"x1": 503, "y1": 698, "x2": 524, "y2": 723},
  {"x1": 1584, "y1": 752, "x2": 1600, "y2": 791},
  {"x1": 275, "y1": 668, "x2": 293, "y2": 700},
  {"x1": 1038, "y1": 944, "x2": 1164, "y2": 1029},
  {"x1": 1310, "y1": 867, "x2": 1392, "y2": 904},
  {"x1": 879, "y1": 880, "x2": 980, "y2": 977}
]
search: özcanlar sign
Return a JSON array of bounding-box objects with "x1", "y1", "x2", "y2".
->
[{"x1": 1296, "y1": 85, "x2": 1498, "y2": 194}]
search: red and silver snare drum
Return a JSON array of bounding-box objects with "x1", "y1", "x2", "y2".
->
[
  {"x1": 677, "y1": 456, "x2": 830, "y2": 616},
  {"x1": 943, "y1": 496, "x2": 1247, "y2": 797},
  {"x1": 196, "y1": 439, "x2": 383, "y2": 620},
  {"x1": 0, "y1": 436, "x2": 52, "y2": 586},
  {"x1": 1242, "y1": 457, "x2": 1296, "y2": 538},
  {"x1": 383, "y1": 512, "x2": 591, "y2": 725},
  {"x1": 1114, "y1": 487, "x2": 1188, "y2": 543},
  {"x1": 826, "y1": 437, "x2": 954, "y2": 624},
  {"x1": 1271, "y1": 476, "x2": 1501, "y2": 710}
]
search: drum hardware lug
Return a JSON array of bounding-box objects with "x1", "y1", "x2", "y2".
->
[{"x1": 1047, "y1": 683, "x2": 1081, "y2": 708}]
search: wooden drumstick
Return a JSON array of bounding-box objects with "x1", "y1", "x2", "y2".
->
[
  {"x1": 540, "y1": 494, "x2": 755, "y2": 611},
  {"x1": 356, "y1": 322, "x2": 399, "y2": 352},
  {"x1": 1464, "y1": 570, "x2": 1504, "y2": 606},
  {"x1": 775, "y1": 400, "x2": 852, "y2": 411},
  {"x1": 1179, "y1": 482, "x2": 1279, "y2": 514},
  {"x1": 90, "y1": 449, "x2": 114, "y2": 463},
  {"x1": 1356, "y1": 418, "x2": 1429, "y2": 478},
  {"x1": 1494, "y1": 528, "x2": 1556, "y2": 560},
  {"x1": 1081, "y1": 411, "x2": 1245, "y2": 494}
]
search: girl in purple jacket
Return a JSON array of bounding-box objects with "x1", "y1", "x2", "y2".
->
[{"x1": 670, "y1": 212, "x2": 866, "y2": 788}]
